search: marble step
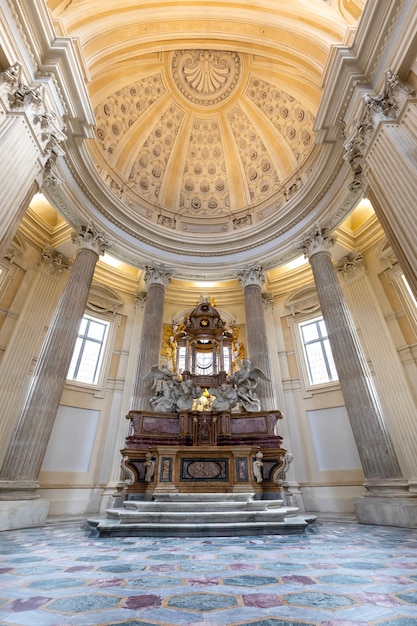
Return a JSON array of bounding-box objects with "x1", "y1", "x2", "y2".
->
[
  {"x1": 123, "y1": 499, "x2": 284, "y2": 513},
  {"x1": 88, "y1": 515, "x2": 315, "y2": 537},
  {"x1": 152, "y1": 492, "x2": 256, "y2": 502},
  {"x1": 113, "y1": 507, "x2": 299, "y2": 525}
]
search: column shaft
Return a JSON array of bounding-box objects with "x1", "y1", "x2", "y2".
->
[
  {"x1": 302, "y1": 231, "x2": 403, "y2": 483},
  {"x1": 237, "y1": 266, "x2": 275, "y2": 410},
  {"x1": 0, "y1": 226, "x2": 110, "y2": 492},
  {"x1": 132, "y1": 266, "x2": 173, "y2": 410}
]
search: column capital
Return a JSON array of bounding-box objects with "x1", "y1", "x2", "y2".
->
[
  {"x1": 262, "y1": 292, "x2": 274, "y2": 311},
  {"x1": 71, "y1": 223, "x2": 112, "y2": 256},
  {"x1": 40, "y1": 245, "x2": 70, "y2": 277},
  {"x1": 236, "y1": 265, "x2": 265, "y2": 289},
  {"x1": 363, "y1": 69, "x2": 414, "y2": 125},
  {"x1": 297, "y1": 226, "x2": 335, "y2": 260},
  {"x1": 135, "y1": 291, "x2": 147, "y2": 310},
  {"x1": 144, "y1": 264, "x2": 174, "y2": 287},
  {"x1": 336, "y1": 250, "x2": 365, "y2": 283},
  {"x1": 0, "y1": 63, "x2": 42, "y2": 110}
]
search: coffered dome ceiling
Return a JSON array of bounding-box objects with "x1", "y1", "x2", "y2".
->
[
  {"x1": 47, "y1": 0, "x2": 365, "y2": 277},
  {"x1": 93, "y1": 49, "x2": 315, "y2": 223}
]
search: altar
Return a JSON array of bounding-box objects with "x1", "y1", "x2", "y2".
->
[
  {"x1": 88, "y1": 297, "x2": 314, "y2": 535},
  {"x1": 121, "y1": 408, "x2": 287, "y2": 499}
]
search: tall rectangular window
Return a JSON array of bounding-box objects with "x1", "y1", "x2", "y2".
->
[
  {"x1": 67, "y1": 314, "x2": 110, "y2": 385},
  {"x1": 299, "y1": 316, "x2": 338, "y2": 386}
]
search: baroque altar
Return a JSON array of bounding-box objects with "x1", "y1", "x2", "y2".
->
[
  {"x1": 121, "y1": 298, "x2": 289, "y2": 499},
  {"x1": 90, "y1": 297, "x2": 313, "y2": 535}
]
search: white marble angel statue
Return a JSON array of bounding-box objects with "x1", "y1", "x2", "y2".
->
[
  {"x1": 144, "y1": 364, "x2": 179, "y2": 413},
  {"x1": 230, "y1": 358, "x2": 270, "y2": 412}
]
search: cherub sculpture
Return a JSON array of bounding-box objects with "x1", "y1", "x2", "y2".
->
[
  {"x1": 230, "y1": 359, "x2": 270, "y2": 412},
  {"x1": 209, "y1": 382, "x2": 238, "y2": 411},
  {"x1": 176, "y1": 379, "x2": 199, "y2": 412}
]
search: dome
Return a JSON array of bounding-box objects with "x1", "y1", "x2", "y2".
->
[
  {"x1": 93, "y1": 49, "x2": 315, "y2": 226},
  {"x1": 47, "y1": 0, "x2": 364, "y2": 278}
]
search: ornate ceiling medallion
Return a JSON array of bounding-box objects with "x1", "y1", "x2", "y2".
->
[{"x1": 172, "y1": 50, "x2": 241, "y2": 106}]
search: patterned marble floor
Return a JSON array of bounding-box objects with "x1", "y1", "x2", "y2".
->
[{"x1": 1, "y1": 516, "x2": 417, "y2": 626}]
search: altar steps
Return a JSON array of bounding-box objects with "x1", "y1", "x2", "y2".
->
[{"x1": 88, "y1": 493, "x2": 316, "y2": 537}]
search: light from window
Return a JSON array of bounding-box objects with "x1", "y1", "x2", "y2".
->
[
  {"x1": 299, "y1": 316, "x2": 338, "y2": 385},
  {"x1": 67, "y1": 315, "x2": 110, "y2": 384},
  {"x1": 176, "y1": 345, "x2": 232, "y2": 375},
  {"x1": 401, "y1": 273, "x2": 417, "y2": 309},
  {"x1": 196, "y1": 351, "x2": 213, "y2": 374}
]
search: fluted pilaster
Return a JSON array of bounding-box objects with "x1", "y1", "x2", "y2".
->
[
  {"x1": 111, "y1": 294, "x2": 147, "y2": 480},
  {"x1": 0, "y1": 224, "x2": 111, "y2": 498},
  {"x1": 344, "y1": 70, "x2": 417, "y2": 300},
  {"x1": 298, "y1": 227, "x2": 407, "y2": 496},
  {"x1": 337, "y1": 252, "x2": 417, "y2": 482},
  {"x1": 131, "y1": 265, "x2": 174, "y2": 410},
  {"x1": 0, "y1": 247, "x2": 70, "y2": 468},
  {"x1": 236, "y1": 265, "x2": 275, "y2": 410}
]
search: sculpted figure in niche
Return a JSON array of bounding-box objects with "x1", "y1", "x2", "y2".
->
[
  {"x1": 253, "y1": 451, "x2": 264, "y2": 483},
  {"x1": 144, "y1": 364, "x2": 179, "y2": 413},
  {"x1": 209, "y1": 382, "x2": 238, "y2": 411},
  {"x1": 144, "y1": 452, "x2": 155, "y2": 482},
  {"x1": 230, "y1": 359, "x2": 269, "y2": 412}
]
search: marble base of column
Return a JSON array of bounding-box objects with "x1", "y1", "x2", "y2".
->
[
  {"x1": 354, "y1": 478, "x2": 417, "y2": 529},
  {"x1": 0, "y1": 499, "x2": 49, "y2": 531},
  {"x1": 362, "y1": 478, "x2": 413, "y2": 497},
  {"x1": 354, "y1": 496, "x2": 417, "y2": 528},
  {"x1": 0, "y1": 479, "x2": 40, "y2": 500}
]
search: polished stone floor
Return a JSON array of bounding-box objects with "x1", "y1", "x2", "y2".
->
[{"x1": 1, "y1": 516, "x2": 417, "y2": 625}]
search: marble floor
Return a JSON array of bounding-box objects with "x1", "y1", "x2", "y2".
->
[{"x1": 1, "y1": 515, "x2": 417, "y2": 626}]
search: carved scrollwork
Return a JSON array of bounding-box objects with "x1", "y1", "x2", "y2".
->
[
  {"x1": 343, "y1": 69, "x2": 415, "y2": 192},
  {"x1": 121, "y1": 455, "x2": 136, "y2": 486}
]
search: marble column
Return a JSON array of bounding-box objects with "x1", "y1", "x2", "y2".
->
[
  {"x1": 131, "y1": 265, "x2": 174, "y2": 411},
  {"x1": 236, "y1": 265, "x2": 275, "y2": 410},
  {"x1": 299, "y1": 227, "x2": 417, "y2": 527},
  {"x1": 0, "y1": 224, "x2": 111, "y2": 505},
  {"x1": 0, "y1": 247, "x2": 69, "y2": 468}
]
